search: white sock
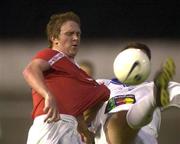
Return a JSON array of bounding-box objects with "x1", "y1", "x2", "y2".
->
[{"x1": 126, "y1": 84, "x2": 156, "y2": 129}]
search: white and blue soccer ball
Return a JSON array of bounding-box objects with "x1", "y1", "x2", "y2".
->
[{"x1": 113, "y1": 48, "x2": 151, "y2": 85}]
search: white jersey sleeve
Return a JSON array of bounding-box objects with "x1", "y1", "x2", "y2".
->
[{"x1": 168, "y1": 81, "x2": 180, "y2": 108}]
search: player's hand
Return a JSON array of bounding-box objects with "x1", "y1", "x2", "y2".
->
[
  {"x1": 77, "y1": 115, "x2": 95, "y2": 144},
  {"x1": 80, "y1": 130, "x2": 95, "y2": 144},
  {"x1": 43, "y1": 94, "x2": 60, "y2": 123}
]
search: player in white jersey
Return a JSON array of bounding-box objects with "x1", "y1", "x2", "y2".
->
[
  {"x1": 91, "y1": 79, "x2": 179, "y2": 144},
  {"x1": 82, "y1": 42, "x2": 177, "y2": 144}
]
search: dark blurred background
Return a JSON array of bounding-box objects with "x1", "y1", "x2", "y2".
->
[
  {"x1": 0, "y1": 1, "x2": 180, "y2": 144},
  {"x1": 0, "y1": 0, "x2": 180, "y2": 39}
]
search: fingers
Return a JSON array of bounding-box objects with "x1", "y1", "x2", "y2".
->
[
  {"x1": 51, "y1": 108, "x2": 61, "y2": 122},
  {"x1": 43, "y1": 94, "x2": 60, "y2": 123},
  {"x1": 44, "y1": 107, "x2": 52, "y2": 123},
  {"x1": 80, "y1": 131, "x2": 95, "y2": 144},
  {"x1": 43, "y1": 105, "x2": 49, "y2": 114},
  {"x1": 43, "y1": 106, "x2": 60, "y2": 123}
]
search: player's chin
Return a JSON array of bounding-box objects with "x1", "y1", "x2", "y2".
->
[
  {"x1": 70, "y1": 49, "x2": 78, "y2": 57},
  {"x1": 72, "y1": 47, "x2": 79, "y2": 53}
]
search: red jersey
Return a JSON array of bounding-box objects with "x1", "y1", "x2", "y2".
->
[{"x1": 31, "y1": 48, "x2": 110, "y2": 118}]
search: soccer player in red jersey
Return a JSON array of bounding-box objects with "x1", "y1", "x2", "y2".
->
[{"x1": 23, "y1": 11, "x2": 110, "y2": 144}]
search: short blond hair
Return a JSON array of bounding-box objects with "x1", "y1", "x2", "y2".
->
[{"x1": 46, "y1": 11, "x2": 81, "y2": 47}]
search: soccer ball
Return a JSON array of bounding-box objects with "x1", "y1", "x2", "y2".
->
[{"x1": 113, "y1": 48, "x2": 151, "y2": 85}]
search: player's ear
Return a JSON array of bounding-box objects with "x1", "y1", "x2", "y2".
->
[{"x1": 51, "y1": 37, "x2": 59, "y2": 45}]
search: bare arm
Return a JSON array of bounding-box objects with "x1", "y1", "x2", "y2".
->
[
  {"x1": 23, "y1": 58, "x2": 60, "y2": 122},
  {"x1": 83, "y1": 102, "x2": 104, "y2": 124},
  {"x1": 77, "y1": 115, "x2": 95, "y2": 144}
]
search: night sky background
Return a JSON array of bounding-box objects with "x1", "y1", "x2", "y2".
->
[{"x1": 0, "y1": 0, "x2": 180, "y2": 40}]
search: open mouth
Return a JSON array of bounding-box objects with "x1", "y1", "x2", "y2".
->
[{"x1": 72, "y1": 44, "x2": 78, "y2": 47}]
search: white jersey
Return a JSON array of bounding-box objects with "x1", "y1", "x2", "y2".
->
[{"x1": 93, "y1": 79, "x2": 180, "y2": 144}]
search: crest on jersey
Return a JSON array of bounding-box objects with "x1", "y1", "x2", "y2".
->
[{"x1": 105, "y1": 94, "x2": 136, "y2": 113}]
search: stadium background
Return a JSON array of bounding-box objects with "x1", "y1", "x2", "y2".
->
[{"x1": 0, "y1": 1, "x2": 180, "y2": 144}]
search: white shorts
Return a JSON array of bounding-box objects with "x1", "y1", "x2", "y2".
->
[{"x1": 27, "y1": 114, "x2": 84, "y2": 144}]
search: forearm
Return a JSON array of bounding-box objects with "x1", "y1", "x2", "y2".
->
[
  {"x1": 83, "y1": 102, "x2": 104, "y2": 124},
  {"x1": 23, "y1": 60, "x2": 51, "y2": 98},
  {"x1": 23, "y1": 60, "x2": 60, "y2": 122},
  {"x1": 77, "y1": 115, "x2": 89, "y2": 134}
]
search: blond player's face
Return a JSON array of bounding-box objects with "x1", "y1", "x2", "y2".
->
[{"x1": 57, "y1": 21, "x2": 81, "y2": 58}]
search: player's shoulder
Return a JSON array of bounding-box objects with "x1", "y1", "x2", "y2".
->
[
  {"x1": 34, "y1": 48, "x2": 53, "y2": 58},
  {"x1": 36, "y1": 48, "x2": 58, "y2": 55},
  {"x1": 33, "y1": 48, "x2": 65, "y2": 63},
  {"x1": 96, "y1": 78, "x2": 127, "y2": 87},
  {"x1": 96, "y1": 79, "x2": 111, "y2": 86},
  {"x1": 138, "y1": 81, "x2": 154, "y2": 86}
]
